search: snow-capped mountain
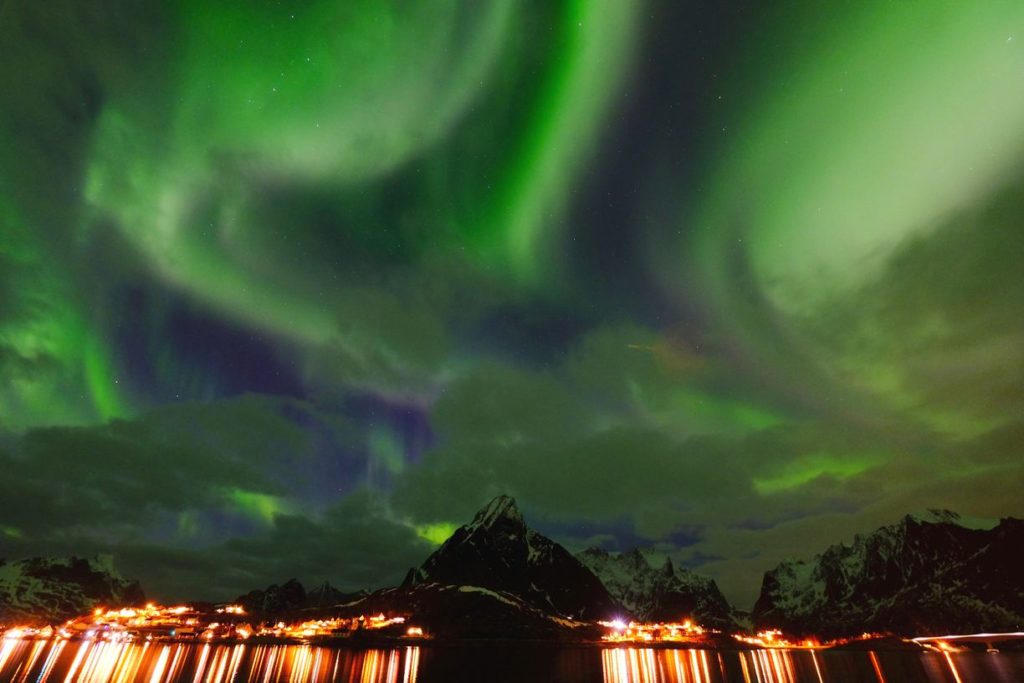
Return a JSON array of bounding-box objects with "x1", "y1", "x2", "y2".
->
[
  {"x1": 403, "y1": 495, "x2": 620, "y2": 620},
  {"x1": 753, "y1": 510, "x2": 1024, "y2": 637},
  {"x1": 0, "y1": 555, "x2": 145, "y2": 625},
  {"x1": 577, "y1": 547, "x2": 737, "y2": 630}
]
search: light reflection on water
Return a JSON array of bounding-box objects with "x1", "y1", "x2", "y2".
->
[
  {"x1": 599, "y1": 647, "x2": 1024, "y2": 683},
  {"x1": 602, "y1": 648, "x2": 805, "y2": 683},
  {"x1": 0, "y1": 639, "x2": 420, "y2": 683},
  {"x1": 2, "y1": 639, "x2": 1024, "y2": 682}
]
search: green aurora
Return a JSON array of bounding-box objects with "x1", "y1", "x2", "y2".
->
[{"x1": 1, "y1": 0, "x2": 1022, "y2": 607}]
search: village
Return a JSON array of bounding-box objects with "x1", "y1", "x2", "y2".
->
[{"x1": 1, "y1": 603, "x2": 426, "y2": 645}]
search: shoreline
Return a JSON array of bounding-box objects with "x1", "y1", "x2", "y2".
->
[{"x1": 0, "y1": 633, "x2": 928, "y2": 653}]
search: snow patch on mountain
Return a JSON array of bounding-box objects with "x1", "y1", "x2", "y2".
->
[
  {"x1": 457, "y1": 585, "x2": 520, "y2": 608},
  {"x1": 0, "y1": 555, "x2": 144, "y2": 625},
  {"x1": 753, "y1": 511, "x2": 1024, "y2": 636},
  {"x1": 577, "y1": 547, "x2": 737, "y2": 630},
  {"x1": 469, "y1": 494, "x2": 524, "y2": 531},
  {"x1": 905, "y1": 509, "x2": 998, "y2": 531}
]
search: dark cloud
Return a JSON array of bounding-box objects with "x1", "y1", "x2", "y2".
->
[
  {"x1": 0, "y1": 397, "x2": 433, "y2": 599},
  {"x1": 117, "y1": 489, "x2": 433, "y2": 600}
]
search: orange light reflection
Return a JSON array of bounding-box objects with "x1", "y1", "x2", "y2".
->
[
  {"x1": 869, "y1": 651, "x2": 887, "y2": 683},
  {"x1": 943, "y1": 651, "x2": 964, "y2": 683}
]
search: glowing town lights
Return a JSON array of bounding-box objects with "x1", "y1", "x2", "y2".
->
[
  {"x1": 0, "y1": 603, "x2": 261, "y2": 645},
  {"x1": 598, "y1": 619, "x2": 709, "y2": 644},
  {"x1": 264, "y1": 614, "x2": 411, "y2": 640},
  {"x1": 216, "y1": 605, "x2": 246, "y2": 615},
  {"x1": 406, "y1": 627, "x2": 424, "y2": 637},
  {"x1": 733, "y1": 629, "x2": 823, "y2": 650}
]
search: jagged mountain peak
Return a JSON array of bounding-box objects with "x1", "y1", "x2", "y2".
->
[
  {"x1": 579, "y1": 547, "x2": 676, "y2": 576},
  {"x1": 901, "y1": 508, "x2": 998, "y2": 531},
  {"x1": 234, "y1": 578, "x2": 307, "y2": 614},
  {"x1": 576, "y1": 547, "x2": 737, "y2": 630},
  {"x1": 306, "y1": 581, "x2": 340, "y2": 603},
  {"x1": 782, "y1": 510, "x2": 995, "y2": 574},
  {"x1": 468, "y1": 494, "x2": 524, "y2": 532},
  {"x1": 234, "y1": 578, "x2": 366, "y2": 613},
  {"x1": 405, "y1": 495, "x2": 619, "y2": 619},
  {"x1": 305, "y1": 580, "x2": 365, "y2": 608}
]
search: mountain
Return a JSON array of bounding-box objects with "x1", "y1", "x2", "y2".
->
[
  {"x1": 577, "y1": 547, "x2": 737, "y2": 630},
  {"x1": 753, "y1": 510, "x2": 1024, "y2": 637},
  {"x1": 234, "y1": 578, "x2": 307, "y2": 614},
  {"x1": 0, "y1": 555, "x2": 145, "y2": 625},
  {"x1": 234, "y1": 579, "x2": 365, "y2": 615},
  {"x1": 306, "y1": 581, "x2": 366, "y2": 608},
  {"x1": 332, "y1": 582, "x2": 600, "y2": 640},
  {"x1": 403, "y1": 495, "x2": 620, "y2": 620}
]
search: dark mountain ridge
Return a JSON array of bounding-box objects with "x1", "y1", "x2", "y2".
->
[
  {"x1": 234, "y1": 578, "x2": 366, "y2": 615},
  {"x1": 403, "y1": 495, "x2": 620, "y2": 621},
  {"x1": 753, "y1": 510, "x2": 1024, "y2": 637}
]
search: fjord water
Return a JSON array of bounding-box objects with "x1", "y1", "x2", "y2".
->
[{"x1": 2, "y1": 639, "x2": 1023, "y2": 682}]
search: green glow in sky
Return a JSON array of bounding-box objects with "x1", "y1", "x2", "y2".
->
[
  {"x1": 2, "y1": 0, "x2": 1023, "y2": 607},
  {"x1": 688, "y1": 0, "x2": 1024, "y2": 435},
  {"x1": 491, "y1": 0, "x2": 640, "y2": 280},
  {"x1": 414, "y1": 522, "x2": 458, "y2": 546},
  {"x1": 225, "y1": 487, "x2": 290, "y2": 526},
  {"x1": 753, "y1": 452, "x2": 879, "y2": 495},
  {"x1": 82, "y1": 0, "x2": 641, "y2": 353}
]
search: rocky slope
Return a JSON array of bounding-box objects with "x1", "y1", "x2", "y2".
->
[
  {"x1": 753, "y1": 510, "x2": 1024, "y2": 637},
  {"x1": 577, "y1": 547, "x2": 737, "y2": 630},
  {"x1": 334, "y1": 582, "x2": 600, "y2": 640},
  {"x1": 403, "y1": 495, "x2": 621, "y2": 621},
  {"x1": 0, "y1": 555, "x2": 144, "y2": 625}
]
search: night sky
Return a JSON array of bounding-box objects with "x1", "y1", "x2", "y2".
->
[{"x1": 2, "y1": 0, "x2": 1023, "y2": 609}]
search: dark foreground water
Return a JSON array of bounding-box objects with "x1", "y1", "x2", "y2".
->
[{"x1": 2, "y1": 639, "x2": 1023, "y2": 683}]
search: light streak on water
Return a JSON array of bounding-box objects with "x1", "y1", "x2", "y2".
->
[
  {"x1": 0, "y1": 640, "x2": 422, "y2": 683},
  {"x1": 1, "y1": 639, "x2": 1022, "y2": 682},
  {"x1": 868, "y1": 651, "x2": 887, "y2": 683},
  {"x1": 943, "y1": 651, "x2": 964, "y2": 683}
]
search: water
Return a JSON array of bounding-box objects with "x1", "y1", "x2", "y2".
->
[{"x1": 2, "y1": 639, "x2": 1023, "y2": 682}]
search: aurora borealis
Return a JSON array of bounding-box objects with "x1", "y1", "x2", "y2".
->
[{"x1": 1, "y1": 0, "x2": 1023, "y2": 608}]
